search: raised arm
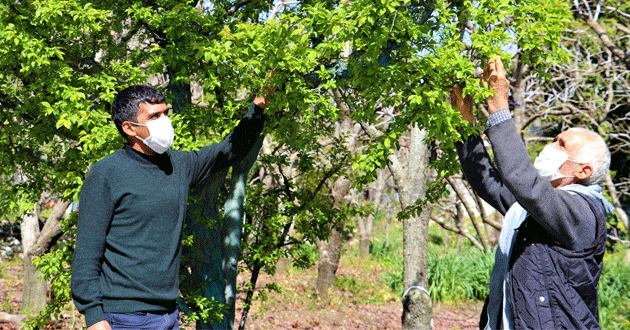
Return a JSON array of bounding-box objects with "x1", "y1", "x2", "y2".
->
[
  {"x1": 450, "y1": 83, "x2": 517, "y2": 214},
  {"x1": 481, "y1": 55, "x2": 598, "y2": 249},
  {"x1": 187, "y1": 71, "x2": 277, "y2": 188}
]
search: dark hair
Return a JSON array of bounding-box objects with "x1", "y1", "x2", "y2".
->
[{"x1": 111, "y1": 84, "x2": 166, "y2": 138}]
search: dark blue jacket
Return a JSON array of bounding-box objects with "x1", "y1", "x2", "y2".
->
[
  {"x1": 509, "y1": 194, "x2": 606, "y2": 329},
  {"x1": 456, "y1": 119, "x2": 612, "y2": 329}
]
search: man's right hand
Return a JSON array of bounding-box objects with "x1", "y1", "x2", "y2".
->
[
  {"x1": 87, "y1": 320, "x2": 112, "y2": 330},
  {"x1": 253, "y1": 69, "x2": 278, "y2": 109}
]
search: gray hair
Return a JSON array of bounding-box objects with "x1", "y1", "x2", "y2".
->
[{"x1": 567, "y1": 127, "x2": 610, "y2": 185}]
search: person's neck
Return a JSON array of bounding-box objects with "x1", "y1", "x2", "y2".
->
[
  {"x1": 552, "y1": 177, "x2": 583, "y2": 188},
  {"x1": 126, "y1": 138, "x2": 156, "y2": 155}
]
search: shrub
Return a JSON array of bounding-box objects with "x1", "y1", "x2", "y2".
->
[
  {"x1": 599, "y1": 246, "x2": 630, "y2": 330},
  {"x1": 426, "y1": 246, "x2": 494, "y2": 303}
]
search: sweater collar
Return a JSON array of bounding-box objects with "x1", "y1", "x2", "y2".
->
[{"x1": 121, "y1": 144, "x2": 170, "y2": 166}]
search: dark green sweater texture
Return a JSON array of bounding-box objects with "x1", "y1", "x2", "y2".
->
[{"x1": 71, "y1": 103, "x2": 264, "y2": 327}]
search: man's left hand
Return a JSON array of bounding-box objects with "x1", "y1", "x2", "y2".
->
[{"x1": 482, "y1": 55, "x2": 510, "y2": 114}]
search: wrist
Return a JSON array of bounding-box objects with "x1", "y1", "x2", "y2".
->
[
  {"x1": 253, "y1": 96, "x2": 268, "y2": 109},
  {"x1": 487, "y1": 102, "x2": 509, "y2": 114}
]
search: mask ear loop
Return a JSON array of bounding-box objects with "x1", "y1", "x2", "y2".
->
[{"x1": 567, "y1": 158, "x2": 588, "y2": 165}]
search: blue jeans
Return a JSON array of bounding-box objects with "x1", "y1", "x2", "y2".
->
[{"x1": 104, "y1": 309, "x2": 179, "y2": 330}]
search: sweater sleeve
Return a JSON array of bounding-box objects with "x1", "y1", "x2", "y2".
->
[
  {"x1": 455, "y1": 133, "x2": 517, "y2": 215},
  {"x1": 485, "y1": 119, "x2": 596, "y2": 250},
  {"x1": 187, "y1": 101, "x2": 266, "y2": 188},
  {"x1": 71, "y1": 169, "x2": 114, "y2": 327}
]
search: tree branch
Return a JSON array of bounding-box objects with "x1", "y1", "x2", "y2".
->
[
  {"x1": 430, "y1": 213, "x2": 484, "y2": 250},
  {"x1": 582, "y1": 17, "x2": 630, "y2": 69},
  {"x1": 26, "y1": 200, "x2": 72, "y2": 258},
  {"x1": 445, "y1": 176, "x2": 489, "y2": 250},
  {"x1": 0, "y1": 312, "x2": 25, "y2": 329}
]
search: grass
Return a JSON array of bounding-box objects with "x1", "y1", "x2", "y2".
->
[
  {"x1": 599, "y1": 245, "x2": 630, "y2": 330},
  {"x1": 341, "y1": 212, "x2": 630, "y2": 330},
  {"x1": 0, "y1": 255, "x2": 22, "y2": 314}
]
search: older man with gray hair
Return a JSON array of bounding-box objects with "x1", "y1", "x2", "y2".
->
[{"x1": 451, "y1": 56, "x2": 614, "y2": 330}]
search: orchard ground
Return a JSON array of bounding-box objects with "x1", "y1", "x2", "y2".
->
[{"x1": 0, "y1": 255, "x2": 481, "y2": 330}]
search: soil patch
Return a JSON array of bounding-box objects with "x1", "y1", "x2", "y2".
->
[{"x1": 1, "y1": 260, "x2": 481, "y2": 329}]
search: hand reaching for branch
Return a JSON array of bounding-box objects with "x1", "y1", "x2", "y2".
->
[
  {"x1": 253, "y1": 69, "x2": 278, "y2": 109},
  {"x1": 481, "y1": 55, "x2": 510, "y2": 114},
  {"x1": 450, "y1": 83, "x2": 475, "y2": 125}
]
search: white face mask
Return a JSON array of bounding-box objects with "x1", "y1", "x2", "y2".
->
[
  {"x1": 131, "y1": 116, "x2": 175, "y2": 154},
  {"x1": 533, "y1": 145, "x2": 585, "y2": 182}
]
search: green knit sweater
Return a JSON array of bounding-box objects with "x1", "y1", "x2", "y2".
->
[{"x1": 71, "y1": 102, "x2": 264, "y2": 327}]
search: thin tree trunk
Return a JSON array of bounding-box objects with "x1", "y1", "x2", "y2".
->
[
  {"x1": 360, "y1": 122, "x2": 433, "y2": 329},
  {"x1": 314, "y1": 96, "x2": 358, "y2": 299},
  {"x1": 238, "y1": 262, "x2": 261, "y2": 330},
  {"x1": 20, "y1": 197, "x2": 71, "y2": 316},
  {"x1": 315, "y1": 228, "x2": 345, "y2": 299},
  {"x1": 358, "y1": 168, "x2": 387, "y2": 256},
  {"x1": 446, "y1": 176, "x2": 489, "y2": 250},
  {"x1": 21, "y1": 210, "x2": 47, "y2": 316},
  {"x1": 400, "y1": 126, "x2": 433, "y2": 330}
]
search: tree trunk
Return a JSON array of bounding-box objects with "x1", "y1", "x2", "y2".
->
[
  {"x1": 400, "y1": 126, "x2": 433, "y2": 330},
  {"x1": 21, "y1": 209, "x2": 47, "y2": 316},
  {"x1": 360, "y1": 122, "x2": 433, "y2": 329},
  {"x1": 21, "y1": 198, "x2": 71, "y2": 316},
  {"x1": 315, "y1": 228, "x2": 345, "y2": 299},
  {"x1": 182, "y1": 136, "x2": 264, "y2": 330},
  {"x1": 315, "y1": 156, "x2": 352, "y2": 299},
  {"x1": 358, "y1": 168, "x2": 387, "y2": 257},
  {"x1": 510, "y1": 56, "x2": 529, "y2": 133},
  {"x1": 314, "y1": 98, "x2": 359, "y2": 299}
]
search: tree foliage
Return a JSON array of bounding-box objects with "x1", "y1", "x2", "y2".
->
[{"x1": 0, "y1": 0, "x2": 575, "y2": 328}]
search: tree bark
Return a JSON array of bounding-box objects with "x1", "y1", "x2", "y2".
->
[
  {"x1": 21, "y1": 206, "x2": 47, "y2": 316},
  {"x1": 400, "y1": 126, "x2": 433, "y2": 330},
  {"x1": 315, "y1": 111, "x2": 356, "y2": 299},
  {"x1": 0, "y1": 312, "x2": 25, "y2": 329},
  {"x1": 358, "y1": 168, "x2": 387, "y2": 256},
  {"x1": 446, "y1": 176, "x2": 489, "y2": 250},
  {"x1": 360, "y1": 122, "x2": 433, "y2": 329},
  {"x1": 19, "y1": 185, "x2": 71, "y2": 316},
  {"x1": 315, "y1": 228, "x2": 345, "y2": 300}
]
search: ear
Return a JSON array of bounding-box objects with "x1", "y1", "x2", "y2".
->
[
  {"x1": 122, "y1": 121, "x2": 138, "y2": 138},
  {"x1": 575, "y1": 164, "x2": 594, "y2": 182}
]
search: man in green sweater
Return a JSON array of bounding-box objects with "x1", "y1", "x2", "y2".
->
[{"x1": 71, "y1": 83, "x2": 275, "y2": 330}]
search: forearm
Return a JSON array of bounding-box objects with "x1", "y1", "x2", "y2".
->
[
  {"x1": 189, "y1": 101, "x2": 266, "y2": 187},
  {"x1": 455, "y1": 133, "x2": 517, "y2": 215},
  {"x1": 72, "y1": 237, "x2": 107, "y2": 327},
  {"x1": 219, "y1": 101, "x2": 266, "y2": 165}
]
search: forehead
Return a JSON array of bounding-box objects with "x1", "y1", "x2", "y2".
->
[
  {"x1": 136, "y1": 102, "x2": 168, "y2": 118},
  {"x1": 556, "y1": 130, "x2": 587, "y2": 148}
]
